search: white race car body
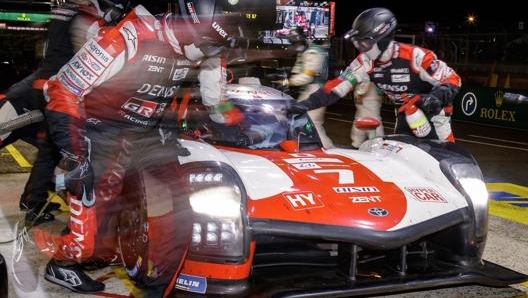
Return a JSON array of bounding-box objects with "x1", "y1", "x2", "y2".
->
[{"x1": 118, "y1": 84, "x2": 527, "y2": 297}]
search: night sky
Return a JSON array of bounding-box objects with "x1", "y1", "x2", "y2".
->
[{"x1": 331, "y1": 0, "x2": 527, "y2": 35}]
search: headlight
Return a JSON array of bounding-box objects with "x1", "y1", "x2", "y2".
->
[
  {"x1": 441, "y1": 158, "x2": 488, "y2": 239},
  {"x1": 183, "y1": 163, "x2": 248, "y2": 262},
  {"x1": 190, "y1": 186, "x2": 242, "y2": 218}
]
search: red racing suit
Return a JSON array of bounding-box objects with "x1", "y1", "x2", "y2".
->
[
  {"x1": 0, "y1": 2, "x2": 106, "y2": 206},
  {"x1": 302, "y1": 41, "x2": 461, "y2": 142},
  {"x1": 34, "y1": 5, "x2": 229, "y2": 293}
]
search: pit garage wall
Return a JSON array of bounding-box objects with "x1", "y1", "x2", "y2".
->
[{"x1": 452, "y1": 85, "x2": 528, "y2": 130}]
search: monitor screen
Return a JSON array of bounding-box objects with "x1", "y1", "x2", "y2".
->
[{"x1": 267, "y1": 1, "x2": 336, "y2": 41}]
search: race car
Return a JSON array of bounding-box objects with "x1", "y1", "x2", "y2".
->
[{"x1": 119, "y1": 83, "x2": 528, "y2": 297}]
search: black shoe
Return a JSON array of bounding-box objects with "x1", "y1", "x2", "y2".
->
[
  {"x1": 19, "y1": 201, "x2": 61, "y2": 212},
  {"x1": 81, "y1": 256, "x2": 122, "y2": 271},
  {"x1": 44, "y1": 259, "x2": 105, "y2": 293},
  {"x1": 25, "y1": 208, "x2": 55, "y2": 226}
]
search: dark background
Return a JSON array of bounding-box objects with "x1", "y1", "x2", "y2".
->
[{"x1": 331, "y1": 0, "x2": 526, "y2": 36}]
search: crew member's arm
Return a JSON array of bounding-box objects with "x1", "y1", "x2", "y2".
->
[
  {"x1": 199, "y1": 55, "x2": 244, "y2": 125},
  {"x1": 413, "y1": 47, "x2": 461, "y2": 111},
  {"x1": 289, "y1": 55, "x2": 371, "y2": 113},
  {"x1": 44, "y1": 6, "x2": 154, "y2": 157}
]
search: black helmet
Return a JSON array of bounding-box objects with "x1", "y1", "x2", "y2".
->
[
  {"x1": 287, "y1": 26, "x2": 308, "y2": 52},
  {"x1": 345, "y1": 7, "x2": 397, "y2": 57},
  {"x1": 177, "y1": 0, "x2": 244, "y2": 49},
  {"x1": 98, "y1": 0, "x2": 131, "y2": 24}
]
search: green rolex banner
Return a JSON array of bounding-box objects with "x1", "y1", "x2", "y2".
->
[
  {"x1": 0, "y1": 12, "x2": 50, "y2": 23},
  {"x1": 453, "y1": 85, "x2": 528, "y2": 130}
]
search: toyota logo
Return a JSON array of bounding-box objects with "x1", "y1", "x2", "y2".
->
[{"x1": 368, "y1": 207, "x2": 389, "y2": 217}]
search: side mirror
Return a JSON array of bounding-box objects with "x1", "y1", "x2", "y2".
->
[
  {"x1": 280, "y1": 140, "x2": 299, "y2": 153},
  {"x1": 353, "y1": 117, "x2": 381, "y2": 140}
]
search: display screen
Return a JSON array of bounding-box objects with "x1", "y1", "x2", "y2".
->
[{"x1": 261, "y1": 0, "x2": 335, "y2": 42}]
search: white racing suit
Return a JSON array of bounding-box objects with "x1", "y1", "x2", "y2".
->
[
  {"x1": 351, "y1": 81, "x2": 384, "y2": 148},
  {"x1": 289, "y1": 43, "x2": 334, "y2": 149}
]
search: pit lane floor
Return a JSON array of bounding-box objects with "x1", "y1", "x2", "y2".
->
[{"x1": 1, "y1": 106, "x2": 528, "y2": 297}]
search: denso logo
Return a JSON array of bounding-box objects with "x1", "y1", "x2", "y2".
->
[
  {"x1": 377, "y1": 83, "x2": 408, "y2": 92},
  {"x1": 212, "y1": 21, "x2": 228, "y2": 39},
  {"x1": 67, "y1": 195, "x2": 87, "y2": 259},
  {"x1": 137, "y1": 83, "x2": 177, "y2": 98}
]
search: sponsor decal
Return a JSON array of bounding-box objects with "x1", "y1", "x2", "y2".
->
[
  {"x1": 292, "y1": 163, "x2": 321, "y2": 170},
  {"x1": 87, "y1": 40, "x2": 112, "y2": 66},
  {"x1": 62, "y1": 66, "x2": 91, "y2": 91},
  {"x1": 373, "y1": 22, "x2": 389, "y2": 35},
  {"x1": 147, "y1": 65, "x2": 165, "y2": 73},
  {"x1": 284, "y1": 157, "x2": 343, "y2": 164},
  {"x1": 122, "y1": 113, "x2": 153, "y2": 126},
  {"x1": 67, "y1": 195, "x2": 87, "y2": 259},
  {"x1": 283, "y1": 192, "x2": 324, "y2": 210},
  {"x1": 70, "y1": 56, "x2": 96, "y2": 84},
  {"x1": 58, "y1": 72, "x2": 83, "y2": 95},
  {"x1": 368, "y1": 207, "x2": 389, "y2": 217},
  {"x1": 172, "y1": 68, "x2": 190, "y2": 81},
  {"x1": 391, "y1": 74, "x2": 410, "y2": 83},
  {"x1": 121, "y1": 97, "x2": 161, "y2": 118},
  {"x1": 390, "y1": 68, "x2": 409, "y2": 73},
  {"x1": 350, "y1": 195, "x2": 382, "y2": 203},
  {"x1": 176, "y1": 59, "x2": 192, "y2": 66},
  {"x1": 377, "y1": 83, "x2": 408, "y2": 92},
  {"x1": 212, "y1": 21, "x2": 228, "y2": 39},
  {"x1": 142, "y1": 54, "x2": 167, "y2": 64},
  {"x1": 334, "y1": 186, "x2": 379, "y2": 193},
  {"x1": 405, "y1": 187, "x2": 447, "y2": 203},
  {"x1": 79, "y1": 52, "x2": 102, "y2": 72},
  {"x1": 381, "y1": 143, "x2": 403, "y2": 153},
  {"x1": 176, "y1": 274, "x2": 207, "y2": 293},
  {"x1": 186, "y1": 2, "x2": 200, "y2": 23},
  {"x1": 120, "y1": 21, "x2": 138, "y2": 58},
  {"x1": 137, "y1": 83, "x2": 177, "y2": 98},
  {"x1": 227, "y1": 87, "x2": 275, "y2": 96}
]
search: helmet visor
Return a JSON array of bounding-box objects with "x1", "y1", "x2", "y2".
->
[{"x1": 351, "y1": 37, "x2": 377, "y2": 53}]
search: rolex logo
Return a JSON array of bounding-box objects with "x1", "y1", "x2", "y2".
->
[{"x1": 494, "y1": 90, "x2": 504, "y2": 107}]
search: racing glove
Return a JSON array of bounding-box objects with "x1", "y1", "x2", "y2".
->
[
  {"x1": 158, "y1": 128, "x2": 191, "y2": 156},
  {"x1": 323, "y1": 66, "x2": 368, "y2": 98},
  {"x1": 209, "y1": 100, "x2": 245, "y2": 126},
  {"x1": 287, "y1": 101, "x2": 310, "y2": 115},
  {"x1": 416, "y1": 94, "x2": 443, "y2": 115},
  {"x1": 55, "y1": 151, "x2": 95, "y2": 206}
]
